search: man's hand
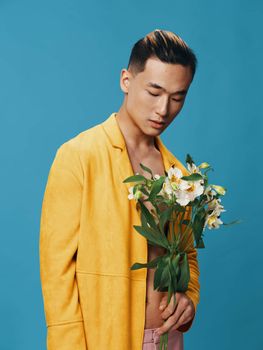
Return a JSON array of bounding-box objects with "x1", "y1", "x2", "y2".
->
[{"x1": 155, "y1": 292, "x2": 195, "y2": 336}]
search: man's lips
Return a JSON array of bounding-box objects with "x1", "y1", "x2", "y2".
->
[
  {"x1": 149, "y1": 119, "x2": 165, "y2": 124},
  {"x1": 148, "y1": 119, "x2": 166, "y2": 129}
]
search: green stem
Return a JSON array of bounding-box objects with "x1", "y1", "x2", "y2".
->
[
  {"x1": 159, "y1": 285, "x2": 175, "y2": 350},
  {"x1": 177, "y1": 210, "x2": 186, "y2": 249},
  {"x1": 171, "y1": 209, "x2": 179, "y2": 249}
]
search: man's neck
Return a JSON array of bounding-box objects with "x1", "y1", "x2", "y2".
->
[{"x1": 115, "y1": 107, "x2": 158, "y2": 153}]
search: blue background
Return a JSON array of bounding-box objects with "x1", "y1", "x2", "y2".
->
[{"x1": 0, "y1": 0, "x2": 262, "y2": 349}]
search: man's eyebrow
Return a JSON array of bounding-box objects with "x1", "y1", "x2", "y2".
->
[{"x1": 146, "y1": 82, "x2": 187, "y2": 95}]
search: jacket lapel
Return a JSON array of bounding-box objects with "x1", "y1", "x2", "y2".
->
[{"x1": 101, "y1": 112, "x2": 185, "y2": 193}]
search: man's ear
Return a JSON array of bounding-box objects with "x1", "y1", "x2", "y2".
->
[{"x1": 120, "y1": 69, "x2": 130, "y2": 93}]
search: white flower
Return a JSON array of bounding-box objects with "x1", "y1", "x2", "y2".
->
[
  {"x1": 204, "y1": 198, "x2": 226, "y2": 229},
  {"x1": 204, "y1": 185, "x2": 217, "y2": 201},
  {"x1": 187, "y1": 162, "x2": 202, "y2": 175},
  {"x1": 205, "y1": 215, "x2": 224, "y2": 229},
  {"x1": 208, "y1": 198, "x2": 226, "y2": 215},
  {"x1": 158, "y1": 178, "x2": 171, "y2": 200},
  {"x1": 167, "y1": 167, "x2": 190, "y2": 191},
  {"x1": 175, "y1": 191, "x2": 192, "y2": 206},
  {"x1": 162, "y1": 166, "x2": 205, "y2": 206},
  {"x1": 175, "y1": 180, "x2": 204, "y2": 206}
]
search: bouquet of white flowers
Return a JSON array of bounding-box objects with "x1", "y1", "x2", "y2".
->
[{"x1": 123, "y1": 153, "x2": 240, "y2": 350}]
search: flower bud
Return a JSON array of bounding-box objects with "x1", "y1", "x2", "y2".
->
[
  {"x1": 134, "y1": 190, "x2": 143, "y2": 200},
  {"x1": 211, "y1": 184, "x2": 226, "y2": 195},
  {"x1": 198, "y1": 162, "x2": 210, "y2": 169}
]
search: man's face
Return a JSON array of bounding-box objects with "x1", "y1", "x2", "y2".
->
[{"x1": 120, "y1": 57, "x2": 193, "y2": 136}]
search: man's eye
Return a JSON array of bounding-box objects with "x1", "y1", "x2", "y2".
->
[
  {"x1": 148, "y1": 91, "x2": 159, "y2": 97},
  {"x1": 172, "y1": 97, "x2": 185, "y2": 102},
  {"x1": 148, "y1": 90, "x2": 185, "y2": 102}
]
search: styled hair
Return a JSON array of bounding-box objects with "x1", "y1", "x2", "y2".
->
[{"x1": 127, "y1": 29, "x2": 197, "y2": 81}]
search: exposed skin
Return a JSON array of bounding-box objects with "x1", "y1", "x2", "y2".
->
[{"x1": 116, "y1": 57, "x2": 195, "y2": 336}]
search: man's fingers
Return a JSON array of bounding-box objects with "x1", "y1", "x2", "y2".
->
[
  {"x1": 159, "y1": 303, "x2": 166, "y2": 311},
  {"x1": 157, "y1": 307, "x2": 190, "y2": 335},
  {"x1": 160, "y1": 294, "x2": 178, "y2": 319},
  {"x1": 157, "y1": 293, "x2": 196, "y2": 335},
  {"x1": 159, "y1": 294, "x2": 169, "y2": 310}
]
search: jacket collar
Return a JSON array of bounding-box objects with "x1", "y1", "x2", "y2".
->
[{"x1": 101, "y1": 112, "x2": 182, "y2": 171}]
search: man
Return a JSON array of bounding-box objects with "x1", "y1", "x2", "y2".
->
[{"x1": 39, "y1": 29, "x2": 200, "y2": 350}]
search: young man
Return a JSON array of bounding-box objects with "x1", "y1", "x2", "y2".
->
[{"x1": 39, "y1": 29, "x2": 200, "y2": 350}]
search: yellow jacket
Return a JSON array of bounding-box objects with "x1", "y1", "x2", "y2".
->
[{"x1": 39, "y1": 112, "x2": 200, "y2": 350}]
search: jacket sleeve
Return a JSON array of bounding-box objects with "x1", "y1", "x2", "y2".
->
[
  {"x1": 39, "y1": 141, "x2": 87, "y2": 350},
  {"x1": 177, "y1": 206, "x2": 200, "y2": 333}
]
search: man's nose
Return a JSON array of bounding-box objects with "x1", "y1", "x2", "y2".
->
[{"x1": 156, "y1": 96, "x2": 169, "y2": 117}]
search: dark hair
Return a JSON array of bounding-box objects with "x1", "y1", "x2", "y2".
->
[{"x1": 127, "y1": 29, "x2": 197, "y2": 81}]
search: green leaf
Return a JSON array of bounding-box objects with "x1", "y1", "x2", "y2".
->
[
  {"x1": 154, "y1": 259, "x2": 165, "y2": 290},
  {"x1": 181, "y1": 173, "x2": 203, "y2": 181},
  {"x1": 177, "y1": 253, "x2": 190, "y2": 291},
  {"x1": 159, "y1": 207, "x2": 173, "y2": 235},
  {"x1": 133, "y1": 225, "x2": 169, "y2": 249},
  {"x1": 189, "y1": 198, "x2": 199, "y2": 207},
  {"x1": 196, "y1": 238, "x2": 205, "y2": 248},
  {"x1": 149, "y1": 255, "x2": 165, "y2": 268},
  {"x1": 140, "y1": 187, "x2": 149, "y2": 196},
  {"x1": 130, "y1": 262, "x2": 147, "y2": 270},
  {"x1": 222, "y1": 219, "x2": 242, "y2": 226},
  {"x1": 133, "y1": 224, "x2": 158, "y2": 243},
  {"x1": 192, "y1": 208, "x2": 206, "y2": 247},
  {"x1": 139, "y1": 199, "x2": 159, "y2": 232},
  {"x1": 147, "y1": 240, "x2": 161, "y2": 248},
  {"x1": 186, "y1": 154, "x2": 194, "y2": 166},
  {"x1": 159, "y1": 263, "x2": 171, "y2": 291},
  {"x1": 169, "y1": 254, "x2": 180, "y2": 292},
  {"x1": 140, "y1": 205, "x2": 147, "y2": 228},
  {"x1": 148, "y1": 176, "x2": 165, "y2": 201},
  {"x1": 171, "y1": 253, "x2": 181, "y2": 275},
  {"x1": 130, "y1": 255, "x2": 163, "y2": 270},
  {"x1": 123, "y1": 174, "x2": 146, "y2": 183},
  {"x1": 170, "y1": 270, "x2": 178, "y2": 294},
  {"x1": 169, "y1": 264, "x2": 177, "y2": 294},
  {"x1": 139, "y1": 162, "x2": 154, "y2": 177},
  {"x1": 173, "y1": 204, "x2": 186, "y2": 212},
  {"x1": 137, "y1": 203, "x2": 171, "y2": 249},
  {"x1": 168, "y1": 277, "x2": 177, "y2": 308}
]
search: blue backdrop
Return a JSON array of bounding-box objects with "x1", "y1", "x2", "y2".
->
[{"x1": 0, "y1": 0, "x2": 262, "y2": 349}]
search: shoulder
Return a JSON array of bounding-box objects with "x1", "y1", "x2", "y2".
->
[
  {"x1": 50, "y1": 119, "x2": 108, "y2": 180},
  {"x1": 56, "y1": 119, "x2": 107, "y2": 160}
]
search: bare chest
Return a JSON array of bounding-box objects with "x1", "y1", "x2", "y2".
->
[{"x1": 127, "y1": 145, "x2": 165, "y2": 180}]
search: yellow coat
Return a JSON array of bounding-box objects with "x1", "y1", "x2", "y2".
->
[{"x1": 39, "y1": 112, "x2": 200, "y2": 350}]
